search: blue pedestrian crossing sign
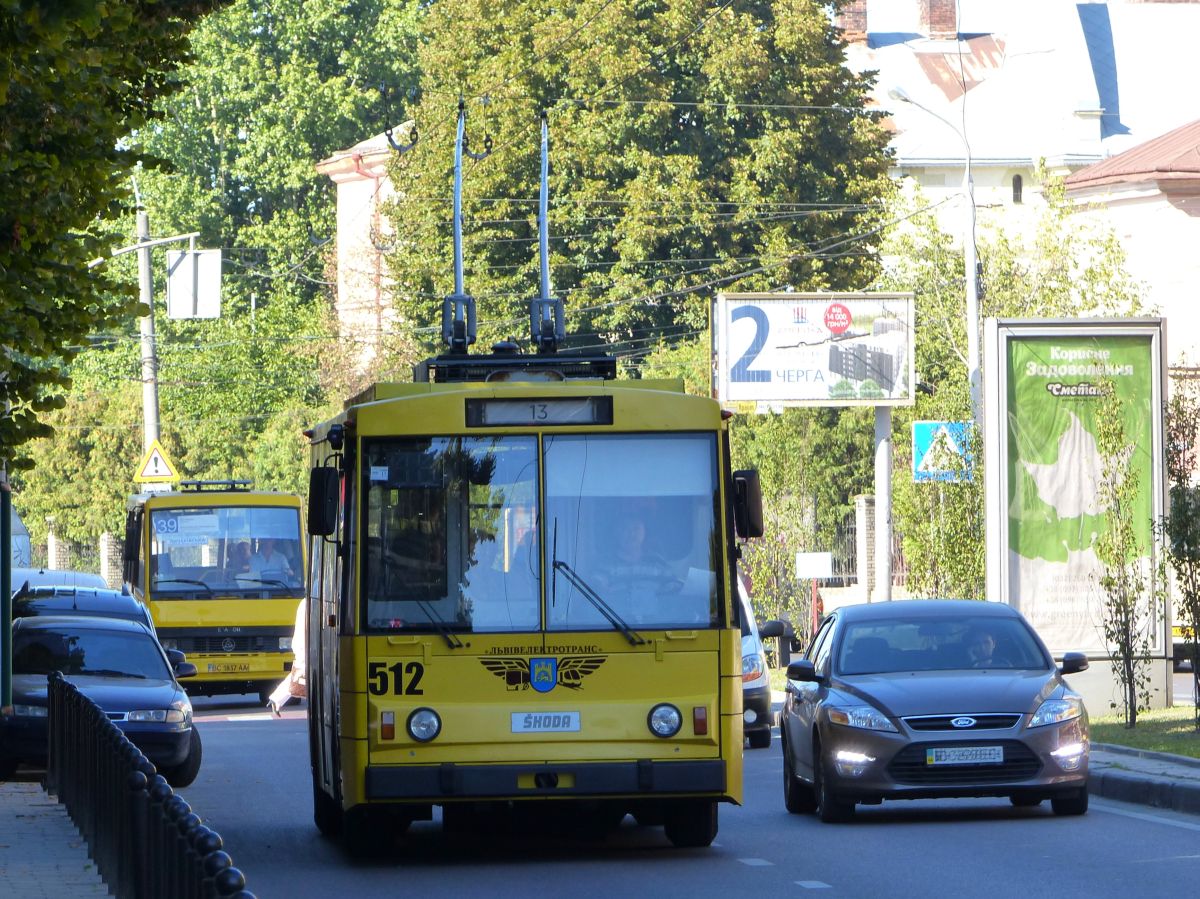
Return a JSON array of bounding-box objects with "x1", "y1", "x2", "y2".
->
[
  {"x1": 912, "y1": 421, "x2": 973, "y2": 482},
  {"x1": 134, "y1": 439, "x2": 181, "y2": 484}
]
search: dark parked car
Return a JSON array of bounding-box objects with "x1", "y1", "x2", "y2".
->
[
  {"x1": 10, "y1": 567, "x2": 108, "y2": 590},
  {"x1": 779, "y1": 600, "x2": 1090, "y2": 822},
  {"x1": 0, "y1": 615, "x2": 202, "y2": 787},
  {"x1": 12, "y1": 584, "x2": 155, "y2": 633}
]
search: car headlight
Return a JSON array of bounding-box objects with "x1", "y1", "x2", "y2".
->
[
  {"x1": 742, "y1": 651, "x2": 766, "y2": 682},
  {"x1": 1030, "y1": 695, "x2": 1084, "y2": 728},
  {"x1": 407, "y1": 708, "x2": 442, "y2": 742},
  {"x1": 827, "y1": 705, "x2": 898, "y2": 733},
  {"x1": 647, "y1": 703, "x2": 682, "y2": 738},
  {"x1": 13, "y1": 704, "x2": 48, "y2": 718},
  {"x1": 127, "y1": 708, "x2": 189, "y2": 724}
]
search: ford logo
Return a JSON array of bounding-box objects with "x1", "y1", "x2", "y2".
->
[{"x1": 950, "y1": 716, "x2": 977, "y2": 729}]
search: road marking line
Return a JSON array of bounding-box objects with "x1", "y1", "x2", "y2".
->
[
  {"x1": 796, "y1": 881, "x2": 832, "y2": 889},
  {"x1": 739, "y1": 858, "x2": 774, "y2": 866},
  {"x1": 1093, "y1": 800, "x2": 1200, "y2": 832}
]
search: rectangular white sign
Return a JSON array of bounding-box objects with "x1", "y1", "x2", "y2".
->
[
  {"x1": 511, "y1": 711, "x2": 580, "y2": 733},
  {"x1": 714, "y1": 293, "x2": 915, "y2": 407}
]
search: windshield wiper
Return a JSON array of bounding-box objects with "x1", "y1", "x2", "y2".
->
[
  {"x1": 552, "y1": 560, "x2": 645, "y2": 646},
  {"x1": 81, "y1": 670, "x2": 145, "y2": 678},
  {"x1": 233, "y1": 576, "x2": 292, "y2": 589},
  {"x1": 153, "y1": 578, "x2": 213, "y2": 595},
  {"x1": 416, "y1": 600, "x2": 464, "y2": 649}
]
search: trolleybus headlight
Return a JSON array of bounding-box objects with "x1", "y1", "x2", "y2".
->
[
  {"x1": 648, "y1": 703, "x2": 682, "y2": 738},
  {"x1": 407, "y1": 708, "x2": 442, "y2": 742}
]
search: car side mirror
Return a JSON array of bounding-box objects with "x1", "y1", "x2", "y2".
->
[
  {"x1": 308, "y1": 467, "x2": 340, "y2": 536},
  {"x1": 175, "y1": 662, "x2": 198, "y2": 679},
  {"x1": 1058, "y1": 652, "x2": 1089, "y2": 675},
  {"x1": 758, "y1": 619, "x2": 785, "y2": 639},
  {"x1": 786, "y1": 658, "x2": 821, "y2": 683},
  {"x1": 166, "y1": 648, "x2": 186, "y2": 668}
]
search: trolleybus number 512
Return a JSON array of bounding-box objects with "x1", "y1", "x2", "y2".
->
[{"x1": 367, "y1": 661, "x2": 426, "y2": 696}]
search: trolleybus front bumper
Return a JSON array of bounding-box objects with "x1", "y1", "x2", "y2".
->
[{"x1": 366, "y1": 759, "x2": 726, "y2": 800}]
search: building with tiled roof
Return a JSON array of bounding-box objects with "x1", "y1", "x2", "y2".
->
[{"x1": 1064, "y1": 118, "x2": 1200, "y2": 364}]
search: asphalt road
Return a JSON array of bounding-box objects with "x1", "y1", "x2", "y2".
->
[{"x1": 185, "y1": 694, "x2": 1200, "y2": 899}]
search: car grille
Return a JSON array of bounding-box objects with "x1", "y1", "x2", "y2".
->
[
  {"x1": 903, "y1": 714, "x2": 1021, "y2": 731},
  {"x1": 887, "y1": 741, "x2": 1041, "y2": 784},
  {"x1": 173, "y1": 635, "x2": 277, "y2": 654}
]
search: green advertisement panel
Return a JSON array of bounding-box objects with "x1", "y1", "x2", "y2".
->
[{"x1": 1003, "y1": 327, "x2": 1161, "y2": 653}]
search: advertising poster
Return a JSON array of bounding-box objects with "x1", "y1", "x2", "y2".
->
[
  {"x1": 714, "y1": 293, "x2": 915, "y2": 407},
  {"x1": 993, "y1": 322, "x2": 1164, "y2": 654}
]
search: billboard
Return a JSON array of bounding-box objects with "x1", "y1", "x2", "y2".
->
[
  {"x1": 714, "y1": 293, "x2": 915, "y2": 407},
  {"x1": 983, "y1": 319, "x2": 1166, "y2": 654}
]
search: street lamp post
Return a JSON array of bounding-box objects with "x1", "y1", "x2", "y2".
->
[{"x1": 888, "y1": 87, "x2": 982, "y2": 428}]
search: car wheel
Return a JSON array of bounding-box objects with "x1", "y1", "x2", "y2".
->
[
  {"x1": 782, "y1": 738, "x2": 816, "y2": 814},
  {"x1": 1051, "y1": 789, "x2": 1089, "y2": 816},
  {"x1": 164, "y1": 728, "x2": 203, "y2": 788},
  {"x1": 663, "y1": 799, "x2": 718, "y2": 848},
  {"x1": 748, "y1": 726, "x2": 772, "y2": 750},
  {"x1": 1010, "y1": 795, "x2": 1042, "y2": 808},
  {"x1": 813, "y1": 741, "x2": 855, "y2": 823}
]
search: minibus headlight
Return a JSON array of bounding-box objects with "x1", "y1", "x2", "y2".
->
[
  {"x1": 648, "y1": 703, "x2": 682, "y2": 738},
  {"x1": 407, "y1": 708, "x2": 442, "y2": 742},
  {"x1": 280, "y1": 637, "x2": 292, "y2": 651}
]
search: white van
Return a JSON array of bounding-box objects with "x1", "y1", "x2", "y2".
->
[
  {"x1": 738, "y1": 578, "x2": 779, "y2": 749},
  {"x1": 10, "y1": 507, "x2": 32, "y2": 567}
]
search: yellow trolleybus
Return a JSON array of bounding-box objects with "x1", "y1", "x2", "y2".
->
[
  {"x1": 123, "y1": 480, "x2": 306, "y2": 702},
  {"x1": 305, "y1": 352, "x2": 764, "y2": 852}
]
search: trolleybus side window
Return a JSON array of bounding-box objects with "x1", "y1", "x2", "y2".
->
[
  {"x1": 544, "y1": 433, "x2": 721, "y2": 632},
  {"x1": 362, "y1": 436, "x2": 539, "y2": 633}
]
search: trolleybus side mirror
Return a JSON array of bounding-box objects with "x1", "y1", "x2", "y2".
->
[
  {"x1": 732, "y1": 469, "x2": 764, "y2": 539},
  {"x1": 308, "y1": 467, "x2": 340, "y2": 537}
]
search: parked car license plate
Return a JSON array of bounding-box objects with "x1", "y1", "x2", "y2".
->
[
  {"x1": 926, "y1": 745, "x2": 1004, "y2": 765},
  {"x1": 511, "y1": 712, "x2": 580, "y2": 733}
]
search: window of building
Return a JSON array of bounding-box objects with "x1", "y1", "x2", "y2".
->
[{"x1": 1012, "y1": 174, "x2": 1023, "y2": 205}]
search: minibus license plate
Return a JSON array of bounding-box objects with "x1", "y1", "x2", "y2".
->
[{"x1": 512, "y1": 712, "x2": 580, "y2": 733}]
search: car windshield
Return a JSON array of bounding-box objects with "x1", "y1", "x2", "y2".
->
[
  {"x1": 837, "y1": 616, "x2": 1049, "y2": 674},
  {"x1": 150, "y1": 505, "x2": 303, "y2": 598},
  {"x1": 13, "y1": 629, "x2": 171, "y2": 679}
]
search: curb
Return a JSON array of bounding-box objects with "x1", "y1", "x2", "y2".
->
[{"x1": 1088, "y1": 765, "x2": 1200, "y2": 815}]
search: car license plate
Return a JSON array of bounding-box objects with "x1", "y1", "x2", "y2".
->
[
  {"x1": 511, "y1": 712, "x2": 580, "y2": 733},
  {"x1": 206, "y1": 663, "x2": 251, "y2": 673},
  {"x1": 926, "y1": 745, "x2": 1004, "y2": 766}
]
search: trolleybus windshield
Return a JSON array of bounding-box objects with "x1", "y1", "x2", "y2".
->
[
  {"x1": 361, "y1": 432, "x2": 721, "y2": 634},
  {"x1": 150, "y1": 506, "x2": 304, "y2": 597}
]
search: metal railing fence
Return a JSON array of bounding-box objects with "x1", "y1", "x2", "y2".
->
[{"x1": 46, "y1": 672, "x2": 256, "y2": 899}]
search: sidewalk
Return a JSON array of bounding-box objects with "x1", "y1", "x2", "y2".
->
[
  {"x1": 1089, "y1": 743, "x2": 1200, "y2": 814},
  {"x1": 0, "y1": 775, "x2": 110, "y2": 897}
]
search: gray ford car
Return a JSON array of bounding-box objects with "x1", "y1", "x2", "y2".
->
[{"x1": 779, "y1": 600, "x2": 1089, "y2": 822}]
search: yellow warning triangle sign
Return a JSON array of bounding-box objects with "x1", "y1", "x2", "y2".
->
[{"x1": 134, "y1": 439, "x2": 181, "y2": 483}]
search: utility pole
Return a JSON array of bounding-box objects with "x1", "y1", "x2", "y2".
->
[
  {"x1": 92, "y1": 213, "x2": 199, "y2": 455},
  {"x1": 137, "y1": 211, "x2": 161, "y2": 453}
]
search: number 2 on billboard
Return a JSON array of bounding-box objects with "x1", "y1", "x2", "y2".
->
[{"x1": 730, "y1": 305, "x2": 770, "y2": 383}]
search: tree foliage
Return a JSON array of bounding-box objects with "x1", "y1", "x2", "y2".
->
[
  {"x1": 1161, "y1": 379, "x2": 1200, "y2": 728},
  {"x1": 0, "y1": 0, "x2": 229, "y2": 470},
  {"x1": 1092, "y1": 382, "x2": 1160, "y2": 727},
  {"x1": 386, "y1": 0, "x2": 894, "y2": 358},
  {"x1": 13, "y1": 0, "x2": 426, "y2": 532}
]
